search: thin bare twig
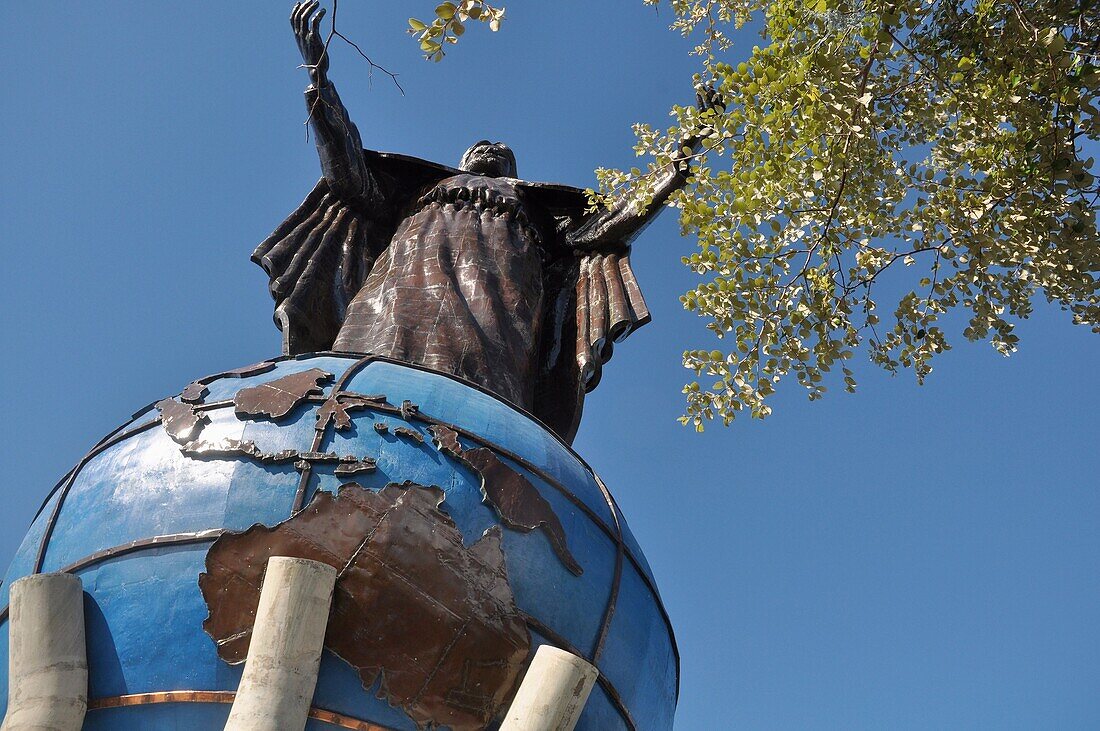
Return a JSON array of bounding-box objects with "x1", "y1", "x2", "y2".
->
[{"x1": 328, "y1": 0, "x2": 404, "y2": 94}]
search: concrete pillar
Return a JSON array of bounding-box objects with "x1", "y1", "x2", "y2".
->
[
  {"x1": 1, "y1": 572, "x2": 87, "y2": 731},
  {"x1": 500, "y1": 645, "x2": 599, "y2": 731},
  {"x1": 224, "y1": 556, "x2": 336, "y2": 731}
]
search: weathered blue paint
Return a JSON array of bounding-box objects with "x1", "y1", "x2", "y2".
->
[
  {"x1": 600, "y1": 558, "x2": 680, "y2": 731},
  {"x1": 84, "y1": 704, "x2": 233, "y2": 729},
  {"x1": 0, "y1": 356, "x2": 677, "y2": 730},
  {"x1": 616, "y1": 503, "x2": 660, "y2": 589}
]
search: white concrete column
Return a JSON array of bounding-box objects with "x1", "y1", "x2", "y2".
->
[
  {"x1": 224, "y1": 556, "x2": 336, "y2": 731},
  {"x1": 500, "y1": 645, "x2": 599, "y2": 731},
  {"x1": 1, "y1": 572, "x2": 87, "y2": 731}
]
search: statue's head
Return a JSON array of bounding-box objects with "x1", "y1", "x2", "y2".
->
[{"x1": 460, "y1": 140, "x2": 517, "y2": 178}]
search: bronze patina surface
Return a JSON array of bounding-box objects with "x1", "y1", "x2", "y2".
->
[
  {"x1": 428, "y1": 424, "x2": 463, "y2": 457},
  {"x1": 176, "y1": 360, "x2": 277, "y2": 408},
  {"x1": 14, "y1": 354, "x2": 666, "y2": 729},
  {"x1": 179, "y1": 382, "x2": 208, "y2": 404},
  {"x1": 232, "y1": 367, "x2": 333, "y2": 420},
  {"x1": 428, "y1": 424, "x2": 581, "y2": 575},
  {"x1": 316, "y1": 392, "x2": 386, "y2": 431},
  {"x1": 333, "y1": 458, "x2": 377, "y2": 476},
  {"x1": 182, "y1": 438, "x2": 301, "y2": 464},
  {"x1": 154, "y1": 398, "x2": 208, "y2": 445},
  {"x1": 459, "y1": 447, "x2": 583, "y2": 576},
  {"x1": 222, "y1": 361, "x2": 279, "y2": 378},
  {"x1": 163, "y1": 0, "x2": 705, "y2": 723},
  {"x1": 200, "y1": 481, "x2": 529, "y2": 731},
  {"x1": 253, "y1": 2, "x2": 705, "y2": 443},
  {"x1": 392, "y1": 426, "x2": 425, "y2": 444},
  {"x1": 88, "y1": 692, "x2": 396, "y2": 730}
]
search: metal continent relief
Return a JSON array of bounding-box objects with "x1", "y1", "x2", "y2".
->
[
  {"x1": 430, "y1": 425, "x2": 582, "y2": 576},
  {"x1": 199, "y1": 482, "x2": 530, "y2": 731},
  {"x1": 155, "y1": 366, "x2": 582, "y2": 728},
  {"x1": 233, "y1": 367, "x2": 333, "y2": 420}
]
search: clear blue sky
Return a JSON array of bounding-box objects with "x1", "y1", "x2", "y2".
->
[{"x1": 2, "y1": 3, "x2": 1098, "y2": 728}]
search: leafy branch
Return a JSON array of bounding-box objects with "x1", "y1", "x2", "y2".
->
[{"x1": 409, "y1": 1, "x2": 505, "y2": 61}]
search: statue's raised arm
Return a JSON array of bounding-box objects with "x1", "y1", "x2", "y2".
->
[
  {"x1": 291, "y1": 1, "x2": 383, "y2": 209},
  {"x1": 255, "y1": 10, "x2": 712, "y2": 441},
  {"x1": 251, "y1": 3, "x2": 391, "y2": 356}
]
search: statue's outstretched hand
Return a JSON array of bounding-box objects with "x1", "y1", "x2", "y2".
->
[
  {"x1": 695, "y1": 84, "x2": 724, "y2": 115},
  {"x1": 292, "y1": 1, "x2": 329, "y2": 83}
]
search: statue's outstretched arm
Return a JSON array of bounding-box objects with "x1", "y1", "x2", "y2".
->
[
  {"x1": 565, "y1": 89, "x2": 720, "y2": 250},
  {"x1": 564, "y1": 151, "x2": 695, "y2": 251},
  {"x1": 292, "y1": 2, "x2": 382, "y2": 207}
]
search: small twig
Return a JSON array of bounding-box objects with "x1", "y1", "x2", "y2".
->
[
  {"x1": 855, "y1": 246, "x2": 939, "y2": 291},
  {"x1": 327, "y1": 0, "x2": 404, "y2": 95},
  {"x1": 781, "y1": 39, "x2": 880, "y2": 292},
  {"x1": 302, "y1": 0, "x2": 403, "y2": 141}
]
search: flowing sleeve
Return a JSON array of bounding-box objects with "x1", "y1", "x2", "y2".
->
[
  {"x1": 534, "y1": 244, "x2": 651, "y2": 444},
  {"x1": 252, "y1": 151, "x2": 456, "y2": 356},
  {"x1": 251, "y1": 178, "x2": 388, "y2": 355},
  {"x1": 573, "y1": 249, "x2": 651, "y2": 391}
]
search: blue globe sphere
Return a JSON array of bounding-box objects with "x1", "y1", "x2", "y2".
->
[{"x1": 0, "y1": 355, "x2": 677, "y2": 730}]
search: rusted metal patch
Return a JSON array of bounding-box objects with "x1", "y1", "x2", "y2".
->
[
  {"x1": 334, "y1": 458, "x2": 378, "y2": 476},
  {"x1": 373, "y1": 421, "x2": 390, "y2": 434},
  {"x1": 460, "y1": 448, "x2": 583, "y2": 576},
  {"x1": 183, "y1": 438, "x2": 300, "y2": 464},
  {"x1": 200, "y1": 482, "x2": 529, "y2": 731},
  {"x1": 223, "y1": 361, "x2": 278, "y2": 378},
  {"x1": 316, "y1": 392, "x2": 387, "y2": 432},
  {"x1": 393, "y1": 426, "x2": 425, "y2": 444},
  {"x1": 425, "y1": 425, "x2": 581, "y2": 575},
  {"x1": 233, "y1": 368, "x2": 333, "y2": 420},
  {"x1": 427, "y1": 424, "x2": 463, "y2": 457},
  {"x1": 400, "y1": 399, "x2": 419, "y2": 421},
  {"x1": 155, "y1": 398, "x2": 208, "y2": 444},
  {"x1": 180, "y1": 381, "x2": 208, "y2": 404}
]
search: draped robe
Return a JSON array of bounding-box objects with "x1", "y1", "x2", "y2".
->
[
  {"x1": 253, "y1": 151, "x2": 650, "y2": 444},
  {"x1": 333, "y1": 174, "x2": 545, "y2": 408}
]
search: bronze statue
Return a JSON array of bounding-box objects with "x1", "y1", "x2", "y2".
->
[{"x1": 255, "y1": 1, "x2": 704, "y2": 442}]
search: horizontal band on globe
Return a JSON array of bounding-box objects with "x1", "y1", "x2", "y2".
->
[{"x1": 88, "y1": 690, "x2": 393, "y2": 730}]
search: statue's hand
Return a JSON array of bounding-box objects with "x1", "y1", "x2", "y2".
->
[
  {"x1": 695, "y1": 84, "x2": 724, "y2": 115},
  {"x1": 292, "y1": 1, "x2": 329, "y2": 83}
]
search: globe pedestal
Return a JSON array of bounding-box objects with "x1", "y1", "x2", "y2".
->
[{"x1": 0, "y1": 355, "x2": 677, "y2": 730}]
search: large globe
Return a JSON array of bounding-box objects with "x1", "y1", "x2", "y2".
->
[{"x1": 0, "y1": 355, "x2": 677, "y2": 730}]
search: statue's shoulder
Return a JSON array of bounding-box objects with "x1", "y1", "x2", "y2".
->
[{"x1": 366, "y1": 150, "x2": 589, "y2": 218}]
